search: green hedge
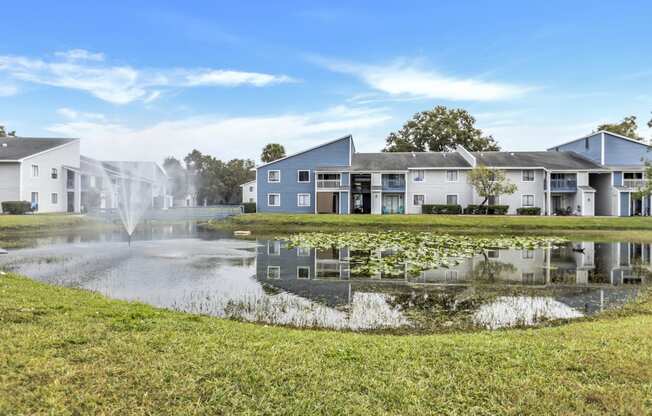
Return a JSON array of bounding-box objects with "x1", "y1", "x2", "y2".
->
[
  {"x1": 516, "y1": 207, "x2": 542, "y2": 216},
  {"x1": 242, "y1": 202, "x2": 256, "y2": 213},
  {"x1": 464, "y1": 204, "x2": 509, "y2": 215},
  {"x1": 421, "y1": 204, "x2": 462, "y2": 215},
  {"x1": 1, "y1": 201, "x2": 32, "y2": 215}
]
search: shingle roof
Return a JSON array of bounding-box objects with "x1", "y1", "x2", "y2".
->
[
  {"x1": 351, "y1": 152, "x2": 471, "y2": 170},
  {"x1": 0, "y1": 137, "x2": 76, "y2": 161},
  {"x1": 471, "y1": 151, "x2": 603, "y2": 170}
]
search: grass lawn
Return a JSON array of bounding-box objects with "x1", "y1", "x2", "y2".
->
[
  {"x1": 0, "y1": 213, "x2": 91, "y2": 231},
  {"x1": 1, "y1": 273, "x2": 651, "y2": 415},
  {"x1": 205, "y1": 213, "x2": 652, "y2": 241}
]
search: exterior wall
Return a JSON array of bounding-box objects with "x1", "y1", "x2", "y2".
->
[
  {"x1": 619, "y1": 192, "x2": 630, "y2": 216},
  {"x1": 474, "y1": 169, "x2": 545, "y2": 215},
  {"x1": 0, "y1": 163, "x2": 20, "y2": 204},
  {"x1": 257, "y1": 137, "x2": 352, "y2": 213},
  {"x1": 612, "y1": 171, "x2": 623, "y2": 186},
  {"x1": 604, "y1": 133, "x2": 652, "y2": 166},
  {"x1": 20, "y1": 141, "x2": 81, "y2": 213},
  {"x1": 406, "y1": 169, "x2": 473, "y2": 214},
  {"x1": 590, "y1": 173, "x2": 614, "y2": 216},
  {"x1": 241, "y1": 181, "x2": 256, "y2": 203},
  {"x1": 552, "y1": 133, "x2": 602, "y2": 164}
]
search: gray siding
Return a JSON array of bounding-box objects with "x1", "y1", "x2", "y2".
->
[
  {"x1": 256, "y1": 137, "x2": 352, "y2": 213},
  {"x1": 553, "y1": 133, "x2": 602, "y2": 164},
  {"x1": 620, "y1": 192, "x2": 630, "y2": 217},
  {"x1": 604, "y1": 133, "x2": 652, "y2": 166}
]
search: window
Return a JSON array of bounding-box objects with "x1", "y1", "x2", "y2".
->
[
  {"x1": 297, "y1": 247, "x2": 311, "y2": 256},
  {"x1": 51, "y1": 168, "x2": 58, "y2": 179},
  {"x1": 522, "y1": 249, "x2": 535, "y2": 259},
  {"x1": 51, "y1": 193, "x2": 58, "y2": 204},
  {"x1": 249, "y1": 186, "x2": 254, "y2": 192},
  {"x1": 297, "y1": 193, "x2": 311, "y2": 207},
  {"x1": 267, "y1": 193, "x2": 280, "y2": 207},
  {"x1": 522, "y1": 272, "x2": 535, "y2": 283},
  {"x1": 31, "y1": 164, "x2": 39, "y2": 177},
  {"x1": 522, "y1": 194, "x2": 535, "y2": 207},
  {"x1": 297, "y1": 267, "x2": 310, "y2": 279},
  {"x1": 522, "y1": 170, "x2": 535, "y2": 182},
  {"x1": 446, "y1": 170, "x2": 458, "y2": 182},
  {"x1": 486, "y1": 249, "x2": 500, "y2": 259},
  {"x1": 268, "y1": 240, "x2": 281, "y2": 256},
  {"x1": 30, "y1": 192, "x2": 38, "y2": 210},
  {"x1": 445, "y1": 270, "x2": 458, "y2": 281},
  {"x1": 413, "y1": 194, "x2": 425, "y2": 206},
  {"x1": 487, "y1": 195, "x2": 499, "y2": 205},
  {"x1": 297, "y1": 170, "x2": 310, "y2": 183},
  {"x1": 446, "y1": 194, "x2": 458, "y2": 205},
  {"x1": 267, "y1": 170, "x2": 280, "y2": 183},
  {"x1": 267, "y1": 266, "x2": 280, "y2": 279},
  {"x1": 413, "y1": 170, "x2": 425, "y2": 182}
]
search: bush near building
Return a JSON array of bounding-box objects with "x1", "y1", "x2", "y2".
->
[
  {"x1": 1, "y1": 201, "x2": 32, "y2": 215},
  {"x1": 464, "y1": 205, "x2": 509, "y2": 215},
  {"x1": 517, "y1": 207, "x2": 542, "y2": 216},
  {"x1": 421, "y1": 204, "x2": 463, "y2": 215},
  {"x1": 242, "y1": 202, "x2": 256, "y2": 213}
]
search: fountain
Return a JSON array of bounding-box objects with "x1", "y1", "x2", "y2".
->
[{"x1": 98, "y1": 162, "x2": 156, "y2": 245}]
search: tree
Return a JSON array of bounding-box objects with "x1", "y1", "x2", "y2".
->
[
  {"x1": 633, "y1": 160, "x2": 652, "y2": 202},
  {"x1": 596, "y1": 115, "x2": 642, "y2": 140},
  {"x1": 0, "y1": 125, "x2": 16, "y2": 137},
  {"x1": 467, "y1": 165, "x2": 517, "y2": 213},
  {"x1": 261, "y1": 143, "x2": 286, "y2": 163},
  {"x1": 163, "y1": 156, "x2": 192, "y2": 200},
  {"x1": 383, "y1": 106, "x2": 500, "y2": 152}
]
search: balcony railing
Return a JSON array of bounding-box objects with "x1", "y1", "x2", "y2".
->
[
  {"x1": 623, "y1": 179, "x2": 648, "y2": 188},
  {"x1": 317, "y1": 179, "x2": 342, "y2": 189},
  {"x1": 550, "y1": 178, "x2": 577, "y2": 191}
]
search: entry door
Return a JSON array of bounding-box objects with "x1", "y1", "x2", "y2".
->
[
  {"x1": 67, "y1": 192, "x2": 75, "y2": 212},
  {"x1": 384, "y1": 195, "x2": 400, "y2": 214}
]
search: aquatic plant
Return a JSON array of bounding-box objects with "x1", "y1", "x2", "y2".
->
[{"x1": 283, "y1": 232, "x2": 567, "y2": 277}]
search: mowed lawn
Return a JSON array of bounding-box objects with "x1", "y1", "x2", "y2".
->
[
  {"x1": 1, "y1": 274, "x2": 651, "y2": 415},
  {"x1": 0, "y1": 214, "x2": 89, "y2": 231}
]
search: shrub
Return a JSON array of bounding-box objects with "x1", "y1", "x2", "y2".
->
[
  {"x1": 463, "y1": 204, "x2": 509, "y2": 215},
  {"x1": 421, "y1": 204, "x2": 462, "y2": 215},
  {"x1": 516, "y1": 207, "x2": 542, "y2": 216},
  {"x1": 242, "y1": 202, "x2": 256, "y2": 213},
  {"x1": 1, "y1": 201, "x2": 32, "y2": 215}
]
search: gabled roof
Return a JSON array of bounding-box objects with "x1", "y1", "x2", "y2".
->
[
  {"x1": 548, "y1": 130, "x2": 651, "y2": 151},
  {"x1": 0, "y1": 137, "x2": 77, "y2": 161},
  {"x1": 255, "y1": 135, "x2": 352, "y2": 169},
  {"x1": 471, "y1": 151, "x2": 603, "y2": 170},
  {"x1": 352, "y1": 152, "x2": 470, "y2": 171}
]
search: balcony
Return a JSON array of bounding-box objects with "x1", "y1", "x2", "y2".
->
[
  {"x1": 381, "y1": 174, "x2": 406, "y2": 192},
  {"x1": 317, "y1": 179, "x2": 342, "y2": 189},
  {"x1": 624, "y1": 179, "x2": 648, "y2": 188},
  {"x1": 550, "y1": 178, "x2": 577, "y2": 192}
]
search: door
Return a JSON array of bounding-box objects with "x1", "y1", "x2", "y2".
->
[
  {"x1": 67, "y1": 192, "x2": 75, "y2": 212},
  {"x1": 583, "y1": 192, "x2": 594, "y2": 216}
]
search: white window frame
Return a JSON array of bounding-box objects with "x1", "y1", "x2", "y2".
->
[
  {"x1": 267, "y1": 193, "x2": 281, "y2": 207},
  {"x1": 444, "y1": 270, "x2": 458, "y2": 280},
  {"x1": 297, "y1": 266, "x2": 310, "y2": 279},
  {"x1": 267, "y1": 170, "x2": 281, "y2": 183},
  {"x1": 248, "y1": 185, "x2": 254, "y2": 192},
  {"x1": 522, "y1": 249, "x2": 535, "y2": 259},
  {"x1": 522, "y1": 272, "x2": 535, "y2": 282},
  {"x1": 521, "y1": 194, "x2": 535, "y2": 208},
  {"x1": 51, "y1": 168, "x2": 58, "y2": 179},
  {"x1": 267, "y1": 266, "x2": 280, "y2": 279},
  {"x1": 412, "y1": 194, "x2": 425, "y2": 206},
  {"x1": 522, "y1": 169, "x2": 535, "y2": 182},
  {"x1": 297, "y1": 170, "x2": 310, "y2": 183},
  {"x1": 51, "y1": 193, "x2": 58, "y2": 204},
  {"x1": 486, "y1": 249, "x2": 500, "y2": 259},
  {"x1": 267, "y1": 240, "x2": 281, "y2": 256},
  {"x1": 446, "y1": 170, "x2": 458, "y2": 182},
  {"x1": 487, "y1": 195, "x2": 500, "y2": 205},
  {"x1": 31, "y1": 164, "x2": 39, "y2": 178},
  {"x1": 446, "y1": 194, "x2": 459, "y2": 206},
  {"x1": 297, "y1": 247, "x2": 311, "y2": 256},
  {"x1": 413, "y1": 170, "x2": 426, "y2": 183},
  {"x1": 297, "y1": 193, "x2": 311, "y2": 207}
]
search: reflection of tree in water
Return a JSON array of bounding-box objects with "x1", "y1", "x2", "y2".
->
[{"x1": 471, "y1": 258, "x2": 517, "y2": 282}]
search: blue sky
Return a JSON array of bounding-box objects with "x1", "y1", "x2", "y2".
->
[{"x1": 1, "y1": 1, "x2": 651, "y2": 162}]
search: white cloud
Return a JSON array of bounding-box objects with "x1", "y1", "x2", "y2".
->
[
  {"x1": 54, "y1": 49, "x2": 105, "y2": 62},
  {"x1": 0, "y1": 51, "x2": 295, "y2": 104},
  {"x1": 56, "y1": 107, "x2": 106, "y2": 121},
  {"x1": 317, "y1": 57, "x2": 534, "y2": 102},
  {"x1": 0, "y1": 84, "x2": 18, "y2": 96},
  {"x1": 47, "y1": 106, "x2": 392, "y2": 162}
]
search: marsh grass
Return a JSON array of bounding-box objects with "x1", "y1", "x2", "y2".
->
[{"x1": 1, "y1": 273, "x2": 652, "y2": 415}]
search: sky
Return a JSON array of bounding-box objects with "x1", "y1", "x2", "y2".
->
[{"x1": 1, "y1": 1, "x2": 651, "y2": 163}]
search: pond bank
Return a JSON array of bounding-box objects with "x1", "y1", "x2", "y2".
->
[{"x1": 1, "y1": 273, "x2": 651, "y2": 414}]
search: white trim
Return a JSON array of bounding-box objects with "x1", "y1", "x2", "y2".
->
[
  {"x1": 548, "y1": 130, "x2": 651, "y2": 153},
  {"x1": 267, "y1": 193, "x2": 281, "y2": 207},
  {"x1": 267, "y1": 170, "x2": 281, "y2": 183},
  {"x1": 521, "y1": 169, "x2": 535, "y2": 182},
  {"x1": 297, "y1": 169, "x2": 310, "y2": 183},
  {"x1": 445, "y1": 193, "x2": 459, "y2": 205},
  {"x1": 297, "y1": 266, "x2": 310, "y2": 279},
  {"x1": 267, "y1": 266, "x2": 280, "y2": 279},
  {"x1": 521, "y1": 194, "x2": 535, "y2": 208},
  {"x1": 31, "y1": 164, "x2": 39, "y2": 178},
  {"x1": 297, "y1": 193, "x2": 311, "y2": 207},
  {"x1": 267, "y1": 240, "x2": 281, "y2": 256},
  {"x1": 601, "y1": 132, "x2": 606, "y2": 165},
  {"x1": 486, "y1": 249, "x2": 500, "y2": 259},
  {"x1": 256, "y1": 135, "x2": 352, "y2": 169},
  {"x1": 445, "y1": 169, "x2": 459, "y2": 182},
  {"x1": 412, "y1": 193, "x2": 425, "y2": 206}
]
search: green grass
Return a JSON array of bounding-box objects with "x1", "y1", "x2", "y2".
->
[
  {"x1": 1, "y1": 273, "x2": 651, "y2": 415},
  {"x1": 0, "y1": 213, "x2": 91, "y2": 231},
  {"x1": 204, "y1": 213, "x2": 652, "y2": 241}
]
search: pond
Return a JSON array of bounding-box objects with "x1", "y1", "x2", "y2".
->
[{"x1": 0, "y1": 223, "x2": 649, "y2": 332}]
